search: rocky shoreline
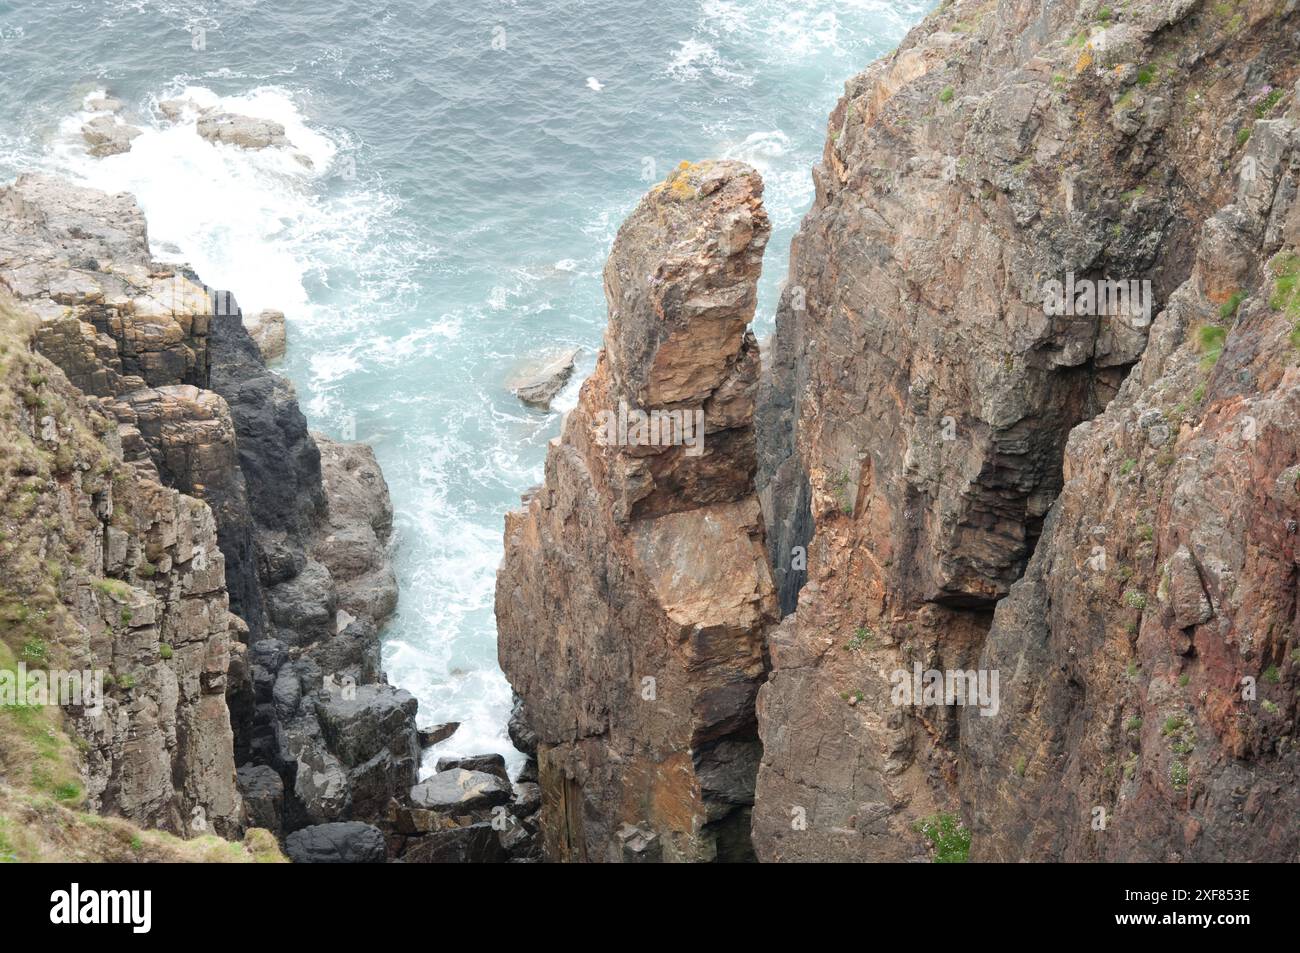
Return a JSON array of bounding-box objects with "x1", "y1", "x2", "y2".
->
[
  {"x1": 3, "y1": 0, "x2": 1298, "y2": 865},
  {"x1": 0, "y1": 172, "x2": 540, "y2": 862}
]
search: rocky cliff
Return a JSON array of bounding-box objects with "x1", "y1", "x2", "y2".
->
[
  {"x1": 496, "y1": 161, "x2": 778, "y2": 862},
  {"x1": 497, "y1": 0, "x2": 1300, "y2": 862},
  {"x1": 0, "y1": 173, "x2": 410, "y2": 856},
  {"x1": 755, "y1": 0, "x2": 1299, "y2": 861}
]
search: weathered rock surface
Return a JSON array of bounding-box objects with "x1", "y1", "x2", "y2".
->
[
  {"x1": 81, "y1": 116, "x2": 142, "y2": 157},
  {"x1": 237, "y1": 764, "x2": 285, "y2": 834},
  {"x1": 284, "y1": 821, "x2": 386, "y2": 863},
  {"x1": 196, "y1": 112, "x2": 290, "y2": 151},
  {"x1": 401, "y1": 822, "x2": 507, "y2": 863},
  {"x1": 509, "y1": 347, "x2": 579, "y2": 410},
  {"x1": 0, "y1": 173, "x2": 408, "y2": 854},
  {"x1": 753, "y1": 0, "x2": 1300, "y2": 862},
  {"x1": 409, "y1": 769, "x2": 512, "y2": 813},
  {"x1": 434, "y1": 752, "x2": 509, "y2": 785},
  {"x1": 962, "y1": 100, "x2": 1300, "y2": 862},
  {"x1": 0, "y1": 291, "x2": 243, "y2": 837},
  {"x1": 496, "y1": 160, "x2": 778, "y2": 861},
  {"x1": 244, "y1": 308, "x2": 286, "y2": 362}
]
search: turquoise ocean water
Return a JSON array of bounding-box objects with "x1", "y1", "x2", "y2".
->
[{"x1": 0, "y1": 0, "x2": 930, "y2": 773}]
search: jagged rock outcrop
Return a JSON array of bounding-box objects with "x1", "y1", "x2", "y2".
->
[
  {"x1": 0, "y1": 173, "x2": 411, "y2": 851},
  {"x1": 754, "y1": 0, "x2": 1299, "y2": 861},
  {"x1": 196, "y1": 113, "x2": 291, "y2": 152},
  {"x1": 0, "y1": 292, "x2": 243, "y2": 837},
  {"x1": 496, "y1": 160, "x2": 778, "y2": 862},
  {"x1": 961, "y1": 99, "x2": 1300, "y2": 861}
]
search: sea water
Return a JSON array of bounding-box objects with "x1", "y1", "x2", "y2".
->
[{"x1": 0, "y1": 0, "x2": 931, "y2": 775}]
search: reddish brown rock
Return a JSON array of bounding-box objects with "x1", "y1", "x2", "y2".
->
[
  {"x1": 754, "y1": 0, "x2": 1300, "y2": 861},
  {"x1": 496, "y1": 160, "x2": 777, "y2": 862}
]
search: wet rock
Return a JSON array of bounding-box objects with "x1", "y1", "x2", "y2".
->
[
  {"x1": 433, "y1": 753, "x2": 509, "y2": 785},
  {"x1": 196, "y1": 112, "x2": 290, "y2": 151},
  {"x1": 409, "y1": 769, "x2": 512, "y2": 813},
  {"x1": 510, "y1": 781, "x2": 541, "y2": 818},
  {"x1": 81, "y1": 116, "x2": 142, "y2": 157},
  {"x1": 285, "y1": 822, "x2": 386, "y2": 863},
  {"x1": 508, "y1": 347, "x2": 579, "y2": 410},
  {"x1": 402, "y1": 822, "x2": 506, "y2": 863},
  {"x1": 418, "y1": 722, "x2": 459, "y2": 749}
]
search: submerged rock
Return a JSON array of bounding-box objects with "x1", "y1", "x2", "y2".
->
[
  {"x1": 196, "y1": 112, "x2": 290, "y2": 150},
  {"x1": 81, "y1": 115, "x2": 142, "y2": 157},
  {"x1": 508, "y1": 347, "x2": 580, "y2": 409}
]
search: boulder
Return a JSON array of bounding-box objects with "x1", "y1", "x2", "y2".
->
[
  {"x1": 508, "y1": 347, "x2": 580, "y2": 410},
  {"x1": 244, "y1": 309, "x2": 286, "y2": 362},
  {"x1": 418, "y1": 722, "x2": 459, "y2": 748},
  {"x1": 315, "y1": 684, "x2": 419, "y2": 768},
  {"x1": 81, "y1": 116, "x2": 142, "y2": 157},
  {"x1": 196, "y1": 112, "x2": 290, "y2": 151},
  {"x1": 284, "y1": 822, "x2": 386, "y2": 863},
  {"x1": 409, "y1": 769, "x2": 512, "y2": 813},
  {"x1": 434, "y1": 752, "x2": 509, "y2": 785},
  {"x1": 402, "y1": 823, "x2": 507, "y2": 863}
]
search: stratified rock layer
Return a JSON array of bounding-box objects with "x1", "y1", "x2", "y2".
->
[{"x1": 496, "y1": 160, "x2": 778, "y2": 862}]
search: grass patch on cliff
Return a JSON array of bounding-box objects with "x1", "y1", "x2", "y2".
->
[
  {"x1": 0, "y1": 643, "x2": 84, "y2": 806},
  {"x1": 0, "y1": 787, "x2": 286, "y2": 863},
  {"x1": 913, "y1": 812, "x2": 970, "y2": 863},
  {"x1": 1195, "y1": 324, "x2": 1227, "y2": 369}
]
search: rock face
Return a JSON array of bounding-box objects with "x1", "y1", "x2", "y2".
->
[
  {"x1": 961, "y1": 104, "x2": 1300, "y2": 861},
  {"x1": 0, "y1": 291, "x2": 243, "y2": 837},
  {"x1": 244, "y1": 309, "x2": 286, "y2": 363},
  {"x1": 496, "y1": 160, "x2": 778, "y2": 862},
  {"x1": 0, "y1": 173, "x2": 410, "y2": 851},
  {"x1": 753, "y1": 0, "x2": 1300, "y2": 862}
]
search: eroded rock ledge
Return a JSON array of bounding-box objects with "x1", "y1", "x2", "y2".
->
[{"x1": 496, "y1": 161, "x2": 778, "y2": 862}]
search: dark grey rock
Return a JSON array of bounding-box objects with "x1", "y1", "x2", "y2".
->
[
  {"x1": 434, "y1": 752, "x2": 508, "y2": 785},
  {"x1": 285, "y1": 822, "x2": 386, "y2": 863},
  {"x1": 409, "y1": 769, "x2": 512, "y2": 813},
  {"x1": 402, "y1": 822, "x2": 507, "y2": 863},
  {"x1": 236, "y1": 764, "x2": 284, "y2": 833}
]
